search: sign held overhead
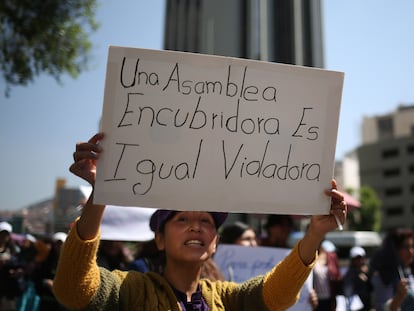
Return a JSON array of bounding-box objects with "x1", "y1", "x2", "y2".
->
[{"x1": 95, "y1": 46, "x2": 344, "y2": 215}]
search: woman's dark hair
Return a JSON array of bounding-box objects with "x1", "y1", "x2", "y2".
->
[
  {"x1": 220, "y1": 221, "x2": 252, "y2": 244},
  {"x1": 389, "y1": 228, "x2": 414, "y2": 251},
  {"x1": 134, "y1": 239, "x2": 165, "y2": 273},
  {"x1": 264, "y1": 214, "x2": 293, "y2": 231},
  {"x1": 370, "y1": 228, "x2": 414, "y2": 285}
]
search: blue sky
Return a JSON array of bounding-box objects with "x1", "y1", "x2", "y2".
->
[{"x1": 1, "y1": 0, "x2": 413, "y2": 211}]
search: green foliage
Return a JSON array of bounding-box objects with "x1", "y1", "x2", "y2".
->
[
  {"x1": 0, "y1": 0, "x2": 99, "y2": 96},
  {"x1": 348, "y1": 186, "x2": 382, "y2": 232}
]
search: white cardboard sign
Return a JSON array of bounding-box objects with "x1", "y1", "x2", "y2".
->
[{"x1": 95, "y1": 46, "x2": 344, "y2": 215}]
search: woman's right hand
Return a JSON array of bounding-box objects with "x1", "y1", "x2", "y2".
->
[{"x1": 69, "y1": 133, "x2": 104, "y2": 186}]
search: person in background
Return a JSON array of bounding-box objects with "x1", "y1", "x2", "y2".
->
[
  {"x1": 32, "y1": 232, "x2": 68, "y2": 311},
  {"x1": 219, "y1": 221, "x2": 258, "y2": 281},
  {"x1": 220, "y1": 221, "x2": 258, "y2": 247},
  {"x1": 17, "y1": 234, "x2": 38, "y2": 276},
  {"x1": 312, "y1": 240, "x2": 342, "y2": 311},
  {"x1": 97, "y1": 240, "x2": 133, "y2": 271},
  {"x1": 15, "y1": 234, "x2": 41, "y2": 311},
  {"x1": 260, "y1": 214, "x2": 293, "y2": 248},
  {"x1": 53, "y1": 132, "x2": 347, "y2": 310},
  {"x1": 343, "y1": 246, "x2": 372, "y2": 311},
  {"x1": 370, "y1": 228, "x2": 414, "y2": 311},
  {"x1": 129, "y1": 238, "x2": 162, "y2": 273},
  {"x1": 0, "y1": 221, "x2": 24, "y2": 311}
]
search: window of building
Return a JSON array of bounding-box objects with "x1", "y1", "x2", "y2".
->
[
  {"x1": 377, "y1": 116, "x2": 393, "y2": 139},
  {"x1": 383, "y1": 168, "x2": 401, "y2": 178},
  {"x1": 385, "y1": 206, "x2": 404, "y2": 216},
  {"x1": 382, "y1": 148, "x2": 399, "y2": 159},
  {"x1": 384, "y1": 187, "x2": 403, "y2": 197},
  {"x1": 409, "y1": 164, "x2": 414, "y2": 174},
  {"x1": 411, "y1": 184, "x2": 414, "y2": 193},
  {"x1": 407, "y1": 144, "x2": 414, "y2": 154}
]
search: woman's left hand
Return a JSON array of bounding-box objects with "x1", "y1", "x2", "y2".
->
[
  {"x1": 298, "y1": 179, "x2": 347, "y2": 265},
  {"x1": 310, "y1": 179, "x2": 347, "y2": 237}
]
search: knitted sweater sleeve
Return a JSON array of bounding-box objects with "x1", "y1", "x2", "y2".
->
[
  {"x1": 262, "y1": 241, "x2": 316, "y2": 311},
  {"x1": 53, "y1": 221, "x2": 103, "y2": 310}
]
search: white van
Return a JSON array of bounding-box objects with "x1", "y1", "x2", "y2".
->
[{"x1": 288, "y1": 231, "x2": 382, "y2": 261}]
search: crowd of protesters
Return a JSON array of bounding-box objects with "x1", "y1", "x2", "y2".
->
[
  {"x1": 218, "y1": 215, "x2": 414, "y2": 311},
  {"x1": 1, "y1": 213, "x2": 413, "y2": 311},
  {"x1": 0, "y1": 221, "x2": 69, "y2": 310}
]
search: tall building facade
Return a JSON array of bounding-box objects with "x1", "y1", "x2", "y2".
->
[
  {"x1": 358, "y1": 104, "x2": 414, "y2": 230},
  {"x1": 164, "y1": 0, "x2": 324, "y2": 67}
]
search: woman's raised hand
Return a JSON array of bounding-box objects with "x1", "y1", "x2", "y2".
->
[
  {"x1": 299, "y1": 180, "x2": 347, "y2": 265},
  {"x1": 69, "y1": 133, "x2": 104, "y2": 186},
  {"x1": 309, "y1": 179, "x2": 347, "y2": 237}
]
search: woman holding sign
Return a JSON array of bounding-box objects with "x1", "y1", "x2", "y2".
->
[{"x1": 53, "y1": 133, "x2": 347, "y2": 311}]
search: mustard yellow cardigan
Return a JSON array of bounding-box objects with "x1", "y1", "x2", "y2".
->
[{"x1": 53, "y1": 222, "x2": 314, "y2": 311}]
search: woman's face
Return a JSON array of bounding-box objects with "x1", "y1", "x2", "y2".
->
[
  {"x1": 236, "y1": 229, "x2": 257, "y2": 246},
  {"x1": 155, "y1": 211, "x2": 219, "y2": 263},
  {"x1": 398, "y1": 237, "x2": 414, "y2": 267}
]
